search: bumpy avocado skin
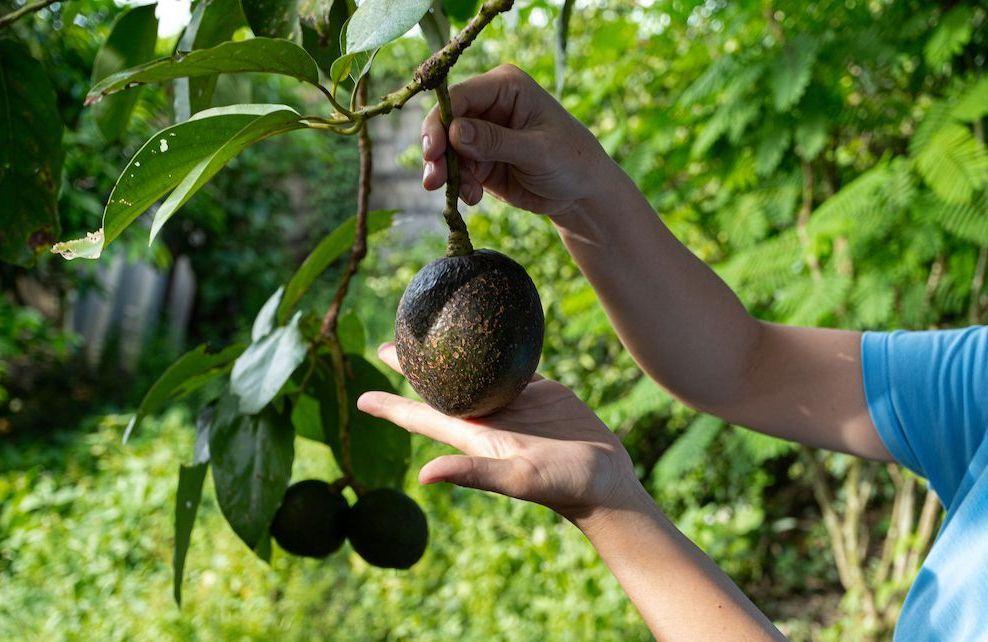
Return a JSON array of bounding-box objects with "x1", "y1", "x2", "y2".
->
[
  {"x1": 394, "y1": 249, "x2": 544, "y2": 418},
  {"x1": 271, "y1": 480, "x2": 349, "y2": 558},
  {"x1": 347, "y1": 488, "x2": 428, "y2": 569}
]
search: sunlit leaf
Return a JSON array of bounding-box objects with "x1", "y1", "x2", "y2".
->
[
  {"x1": 230, "y1": 311, "x2": 309, "y2": 414},
  {"x1": 88, "y1": 38, "x2": 320, "y2": 104},
  {"x1": 277, "y1": 209, "x2": 397, "y2": 322},
  {"x1": 344, "y1": 0, "x2": 431, "y2": 54},
  {"x1": 252, "y1": 286, "x2": 285, "y2": 341}
]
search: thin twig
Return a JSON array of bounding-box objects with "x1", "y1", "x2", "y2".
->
[
  {"x1": 555, "y1": 0, "x2": 576, "y2": 97},
  {"x1": 436, "y1": 80, "x2": 473, "y2": 256},
  {"x1": 321, "y1": 80, "x2": 373, "y2": 337},
  {"x1": 0, "y1": 0, "x2": 57, "y2": 29}
]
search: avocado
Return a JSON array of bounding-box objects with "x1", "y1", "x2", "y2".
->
[
  {"x1": 270, "y1": 479, "x2": 349, "y2": 558},
  {"x1": 394, "y1": 249, "x2": 544, "y2": 418},
  {"x1": 347, "y1": 488, "x2": 428, "y2": 569}
]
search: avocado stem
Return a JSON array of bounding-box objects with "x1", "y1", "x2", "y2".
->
[{"x1": 436, "y1": 81, "x2": 474, "y2": 257}]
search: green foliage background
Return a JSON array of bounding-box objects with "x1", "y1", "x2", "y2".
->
[{"x1": 1, "y1": 0, "x2": 986, "y2": 640}]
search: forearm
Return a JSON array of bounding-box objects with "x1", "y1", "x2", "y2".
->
[
  {"x1": 554, "y1": 160, "x2": 760, "y2": 411},
  {"x1": 570, "y1": 483, "x2": 785, "y2": 641},
  {"x1": 553, "y1": 160, "x2": 888, "y2": 458}
]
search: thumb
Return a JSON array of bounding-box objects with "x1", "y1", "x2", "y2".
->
[
  {"x1": 419, "y1": 455, "x2": 531, "y2": 499},
  {"x1": 450, "y1": 118, "x2": 537, "y2": 166}
]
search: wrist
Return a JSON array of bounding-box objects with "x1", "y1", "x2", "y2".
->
[{"x1": 563, "y1": 477, "x2": 660, "y2": 536}]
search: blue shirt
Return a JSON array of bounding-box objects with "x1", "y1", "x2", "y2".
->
[{"x1": 862, "y1": 326, "x2": 988, "y2": 641}]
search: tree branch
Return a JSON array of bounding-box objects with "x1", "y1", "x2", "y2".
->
[{"x1": 0, "y1": 0, "x2": 57, "y2": 29}]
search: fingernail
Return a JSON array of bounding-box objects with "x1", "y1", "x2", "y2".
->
[
  {"x1": 422, "y1": 134, "x2": 432, "y2": 156},
  {"x1": 457, "y1": 120, "x2": 474, "y2": 144},
  {"x1": 378, "y1": 342, "x2": 393, "y2": 355},
  {"x1": 423, "y1": 161, "x2": 433, "y2": 183}
]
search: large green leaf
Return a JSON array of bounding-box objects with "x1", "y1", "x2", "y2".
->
[
  {"x1": 230, "y1": 311, "x2": 309, "y2": 414},
  {"x1": 149, "y1": 105, "x2": 305, "y2": 241},
  {"x1": 88, "y1": 38, "x2": 320, "y2": 104},
  {"x1": 175, "y1": 0, "x2": 248, "y2": 119},
  {"x1": 442, "y1": 0, "x2": 480, "y2": 23},
  {"x1": 344, "y1": 0, "x2": 431, "y2": 55},
  {"x1": 90, "y1": 5, "x2": 159, "y2": 142},
  {"x1": 173, "y1": 459, "x2": 207, "y2": 605},
  {"x1": 314, "y1": 356, "x2": 410, "y2": 488},
  {"x1": 209, "y1": 394, "x2": 295, "y2": 550},
  {"x1": 299, "y1": 0, "x2": 353, "y2": 75},
  {"x1": 242, "y1": 0, "x2": 301, "y2": 38},
  {"x1": 53, "y1": 104, "x2": 304, "y2": 259},
  {"x1": 277, "y1": 209, "x2": 396, "y2": 322},
  {"x1": 252, "y1": 286, "x2": 285, "y2": 341},
  {"x1": 0, "y1": 39, "x2": 63, "y2": 267},
  {"x1": 125, "y1": 343, "x2": 246, "y2": 443}
]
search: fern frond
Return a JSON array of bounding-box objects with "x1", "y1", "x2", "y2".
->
[
  {"x1": 598, "y1": 376, "x2": 673, "y2": 429},
  {"x1": 652, "y1": 415, "x2": 722, "y2": 486},
  {"x1": 952, "y1": 75, "x2": 988, "y2": 122},
  {"x1": 775, "y1": 272, "x2": 851, "y2": 326},
  {"x1": 769, "y1": 34, "x2": 819, "y2": 112},
  {"x1": 851, "y1": 273, "x2": 896, "y2": 327},
  {"x1": 755, "y1": 127, "x2": 791, "y2": 176},
  {"x1": 923, "y1": 5, "x2": 973, "y2": 68},
  {"x1": 679, "y1": 55, "x2": 738, "y2": 106},
  {"x1": 807, "y1": 162, "x2": 891, "y2": 237},
  {"x1": 924, "y1": 191, "x2": 988, "y2": 246},
  {"x1": 732, "y1": 429, "x2": 796, "y2": 464},
  {"x1": 914, "y1": 123, "x2": 988, "y2": 204}
]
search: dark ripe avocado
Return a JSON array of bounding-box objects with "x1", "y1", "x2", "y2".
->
[
  {"x1": 270, "y1": 480, "x2": 349, "y2": 558},
  {"x1": 394, "y1": 249, "x2": 544, "y2": 418},
  {"x1": 347, "y1": 488, "x2": 428, "y2": 569}
]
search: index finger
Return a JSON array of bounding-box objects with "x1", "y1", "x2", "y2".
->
[
  {"x1": 357, "y1": 391, "x2": 483, "y2": 454},
  {"x1": 421, "y1": 64, "x2": 529, "y2": 162}
]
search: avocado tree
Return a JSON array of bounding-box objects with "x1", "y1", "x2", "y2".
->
[{"x1": 1, "y1": 0, "x2": 544, "y2": 603}]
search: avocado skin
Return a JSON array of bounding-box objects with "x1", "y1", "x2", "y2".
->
[
  {"x1": 271, "y1": 480, "x2": 349, "y2": 558},
  {"x1": 347, "y1": 488, "x2": 428, "y2": 569},
  {"x1": 394, "y1": 249, "x2": 544, "y2": 418}
]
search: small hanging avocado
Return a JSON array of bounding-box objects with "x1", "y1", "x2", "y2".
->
[
  {"x1": 347, "y1": 488, "x2": 428, "y2": 569},
  {"x1": 395, "y1": 249, "x2": 544, "y2": 418},
  {"x1": 270, "y1": 479, "x2": 349, "y2": 558}
]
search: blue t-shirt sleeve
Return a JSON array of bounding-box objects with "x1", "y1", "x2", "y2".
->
[{"x1": 862, "y1": 326, "x2": 988, "y2": 508}]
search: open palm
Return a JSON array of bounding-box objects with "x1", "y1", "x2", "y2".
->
[{"x1": 357, "y1": 343, "x2": 637, "y2": 520}]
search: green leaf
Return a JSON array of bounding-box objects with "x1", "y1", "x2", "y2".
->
[
  {"x1": 88, "y1": 38, "x2": 320, "y2": 105},
  {"x1": 252, "y1": 286, "x2": 285, "y2": 341},
  {"x1": 90, "y1": 5, "x2": 159, "y2": 142},
  {"x1": 925, "y1": 192, "x2": 988, "y2": 246},
  {"x1": 768, "y1": 34, "x2": 818, "y2": 112},
  {"x1": 329, "y1": 45, "x2": 376, "y2": 89},
  {"x1": 290, "y1": 393, "x2": 325, "y2": 441},
  {"x1": 652, "y1": 415, "x2": 722, "y2": 487},
  {"x1": 914, "y1": 123, "x2": 988, "y2": 205},
  {"x1": 125, "y1": 343, "x2": 246, "y2": 443},
  {"x1": 277, "y1": 209, "x2": 396, "y2": 322},
  {"x1": 175, "y1": 0, "x2": 248, "y2": 119},
  {"x1": 299, "y1": 0, "x2": 353, "y2": 75},
  {"x1": 337, "y1": 310, "x2": 366, "y2": 354},
  {"x1": 148, "y1": 105, "x2": 304, "y2": 243},
  {"x1": 54, "y1": 104, "x2": 304, "y2": 259},
  {"x1": 173, "y1": 461, "x2": 208, "y2": 605},
  {"x1": 0, "y1": 39, "x2": 62, "y2": 267},
  {"x1": 242, "y1": 0, "x2": 301, "y2": 38},
  {"x1": 442, "y1": 0, "x2": 479, "y2": 23},
  {"x1": 345, "y1": 0, "x2": 432, "y2": 55},
  {"x1": 924, "y1": 6, "x2": 973, "y2": 68},
  {"x1": 314, "y1": 356, "x2": 410, "y2": 488},
  {"x1": 795, "y1": 116, "x2": 827, "y2": 161},
  {"x1": 230, "y1": 311, "x2": 309, "y2": 415},
  {"x1": 209, "y1": 394, "x2": 295, "y2": 550},
  {"x1": 754, "y1": 127, "x2": 790, "y2": 176},
  {"x1": 951, "y1": 76, "x2": 988, "y2": 123}
]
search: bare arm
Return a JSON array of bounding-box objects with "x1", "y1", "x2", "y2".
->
[
  {"x1": 421, "y1": 64, "x2": 890, "y2": 461},
  {"x1": 359, "y1": 345, "x2": 786, "y2": 641}
]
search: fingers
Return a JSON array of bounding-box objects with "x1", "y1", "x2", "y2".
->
[
  {"x1": 377, "y1": 342, "x2": 401, "y2": 374},
  {"x1": 357, "y1": 391, "x2": 479, "y2": 453},
  {"x1": 419, "y1": 455, "x2": 531, "y2": 499}
]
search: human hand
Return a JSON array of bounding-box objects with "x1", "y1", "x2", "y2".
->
[
  {"x1": 421, "y1": 64, "x2": 617, "y2": 217},
  {"x1": 356, "y1": 343, "x2": 640, "y2": 522}
]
